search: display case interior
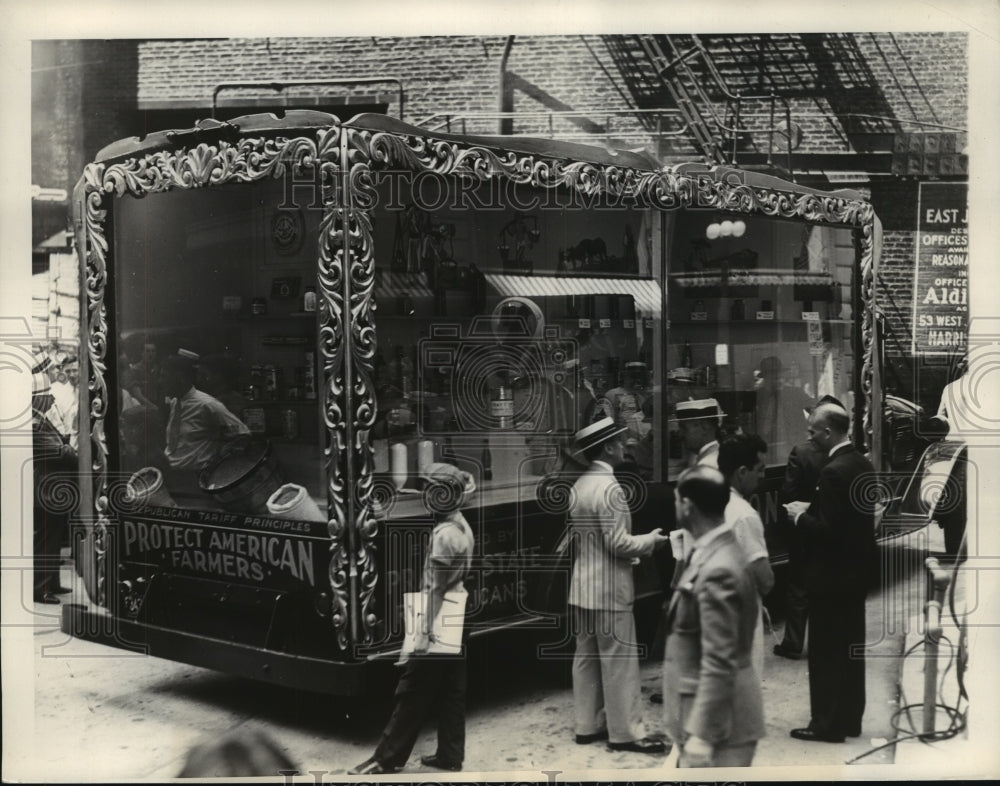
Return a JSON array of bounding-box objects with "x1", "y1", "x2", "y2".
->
[
  {"x1": 366, "y1": 177, "x2": 666, "y2": 517},
  {"x1": 113, "y1": 178, "x2": 326, "y2": 518},
  {"x1": 665, "y1": 212, "x2": 858, "y2": 470}
]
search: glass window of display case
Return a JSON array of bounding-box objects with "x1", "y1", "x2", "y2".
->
[
  {"x1": 113, "y1": 178, "x2": 326, "y2": 519},
  {"x1": 369, "y1": 177, "x2": 665, "y2": 515},
  {"x1": 665, "y1": 212, "x2": 857, "y2": 473}
]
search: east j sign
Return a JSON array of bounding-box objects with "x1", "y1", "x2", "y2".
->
[{"x1": 912, "y1": 182, "x2": 968, "y2": 355}]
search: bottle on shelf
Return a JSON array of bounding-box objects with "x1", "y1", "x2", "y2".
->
[
  {"x1": 681, "y1": 339, "x2": 693, "y2": 368},
  {"x1": 303, "y1": 352, "x2": 317, "y2": 399},
  {"x1": 730, "y1": 298, "x2": 746, "y2": 321},
  {"x1": 251, "y1": 296, "x2": 268, "y2": 316},
  {"x1": 490, "y1": 385, "x2": 514, "y2": 429},
  {"x1": 247, "y1": 364, "x2": 264, "y2": 401},
  {"x1": 302, "y1": 285, "x2": 317, "y2": 312}
]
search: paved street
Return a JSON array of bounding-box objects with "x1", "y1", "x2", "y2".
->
[{"x1": 6, "y1": 527, "x2": 942, "y2": 781}]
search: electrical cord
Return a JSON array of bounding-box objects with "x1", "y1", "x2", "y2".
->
[{"x1": 845, "y1": 532, "x2": 970, "y2": 765}]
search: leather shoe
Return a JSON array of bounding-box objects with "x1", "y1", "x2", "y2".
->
[
  {"x1": 53, "y1": 586, "x2": 73, "y2": 595},
  {"x1": 575, "y1": 730, "x2": 609, "y2": 744},
  {"x1": 649, "y1": 691, "x2": 663, "y2": 704},
  {"x1": 34, "y1": 593, "x2": 61, "y2": 605},
  {"x1": 420, "y1": 754, "x2": 461, "y2": 771},
  {"x1": 790, "y1": 727, "x2": 845, "y2": 743},
  {"x1": 773, "y1": 644, "x2": 805, "y2": 660},
  {"x1": 607, "y1": 737, "x2": 669, "y2": 754},
  {"x1": 349, "y1": 757, "x2": 398, "y2": 775}
]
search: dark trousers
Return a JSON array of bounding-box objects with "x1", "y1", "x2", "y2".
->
[
  {"x1": 373, "y1": 654, "x2": 467, "y2": 768},
  {"x1": 779, "y1": 572, "x2": 809, "y2": 654},
  {"x1": 807, "y1": 592, "x2": 866, "y2": 736},
  {"x1": 33, "y1": 505, "x2": 65, "y2": 597},
  {"x1": 939, "y1": 449, "x2": 967, "y2": 561}
]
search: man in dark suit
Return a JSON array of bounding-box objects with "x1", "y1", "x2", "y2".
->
[
  {"x1": 783, "y1": 402, "x2": 878, "y2": 743},
  {"x1": 774, "y1": 394, "x2": 844, "y2": 660},
  {"x1": 662, "y1": 465, "x2": 765, "y2": 767}
]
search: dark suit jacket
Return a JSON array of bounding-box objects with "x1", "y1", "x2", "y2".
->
[
  {"x1": 780, "y1": 440, "x2": 828, "y2": 570},
  {"x1": 796, "y1": 444, "x2": 878, "y2": 595},
  {"x1": 32, "y1": 407, "x2": 78, "y2": 510},
  {"x1": 780, "y1": 440, "x2": 828, "y2": 504},
  {"x1": 663, "y1": 527, "x2": 765, "y2": 747}
]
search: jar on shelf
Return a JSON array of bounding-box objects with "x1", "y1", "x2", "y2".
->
[
  {"x1": 302, "y1": 285, "x2": 317, "y2": 312},
  {"x1": 251, "y1": 297, "x2": 268, "y2": 316},
  {"x1": 490, "y1": 386, "x2": 514, "y2": 429}
]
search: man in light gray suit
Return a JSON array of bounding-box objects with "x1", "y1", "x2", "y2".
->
[
  {"x1": 568, "y1": 417, "x2": 670, "y2": 754},
  {"x1": 662, "y1": 465, "x2": 765, "y2": 767}
]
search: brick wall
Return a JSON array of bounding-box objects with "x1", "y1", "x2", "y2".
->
[
  {"x1": 32, "y1": 40, "x2": 138, "y2": 247},
  {"x1": 138, "y1": 36, "x2": 666, "y2": 149}
]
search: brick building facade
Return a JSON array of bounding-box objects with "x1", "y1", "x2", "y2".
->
[{"x1": 32, "y1": 33, "x2": 969, "y2": 407}]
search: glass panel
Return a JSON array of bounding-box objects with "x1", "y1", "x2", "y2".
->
[
  {"x1": 113, "y1": 178, "x2": 326, "y2": 516},
  {"x1": 370, "y1": 178, "x2": 664, "y2": 517},
  {"x1": 666, "y1": 213, "x2": 856, "y2": 473}
]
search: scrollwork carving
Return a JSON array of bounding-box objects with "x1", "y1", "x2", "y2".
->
[{"x1": 79, "y1": 123, "x2": 352, "y2": 648}]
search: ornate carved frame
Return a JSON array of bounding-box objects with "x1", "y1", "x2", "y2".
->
[{"x1": 76, "y1": 115, "x2": 878, "y2": 651}]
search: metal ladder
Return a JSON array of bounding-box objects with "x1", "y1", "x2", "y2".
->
[{"x1": 603, "y1": 34, "x2": 796, "y2": 172}]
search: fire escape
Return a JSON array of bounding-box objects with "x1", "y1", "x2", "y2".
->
[{"x1": 602, "y1": 34, "x2": 968, "y2": 185}]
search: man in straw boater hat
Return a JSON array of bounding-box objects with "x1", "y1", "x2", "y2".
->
[
  {"x1": 30, "y1": 351, "x2": 78, "y2": 604},
  {"x1": 649, "y1": 397, "x2": 727, "y2": 707},
  {"x1": 674, "y1": 398, "x2": 725, "y2": 468},
  {"x1": 567, "y1": 417, "x2": 670, "y2": 754}
]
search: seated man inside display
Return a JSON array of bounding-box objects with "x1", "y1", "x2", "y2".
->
[{"x1": 161, "y1": 353, "x2": 250, "y2": 475}]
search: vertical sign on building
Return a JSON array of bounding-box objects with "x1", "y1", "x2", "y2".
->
[{"x1": 912, "y1": 182, "x2": 968, "y2": 355}]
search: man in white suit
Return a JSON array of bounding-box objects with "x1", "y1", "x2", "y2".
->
[{"x1": 568, "y1": 417, "x2": 670, "y2": 754}]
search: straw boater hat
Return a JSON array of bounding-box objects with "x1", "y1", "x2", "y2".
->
[
  {"x1": 674, "y1": 397, "x2": 725, "y2": 426},
  {"x1": 572, "y1": 416, "x2": 628, "y2": 456}
]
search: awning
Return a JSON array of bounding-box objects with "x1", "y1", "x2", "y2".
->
[
  {"x1": 483, "y1": 274, "x2": 662, "y2": 316},
  {"x1": 374, "y1": 270, "x2": 434, "y2": 299}
]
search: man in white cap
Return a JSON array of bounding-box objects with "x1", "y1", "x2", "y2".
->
[
  {"x1": 161, "y1": 354, "x2": 249, "y2": 473},
  {"x1": 674, "y1": 398, "x2": 724, "y2": 468},
  {"x1": 567, "y1": 417, "x2": 670, "y2": 754}
]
